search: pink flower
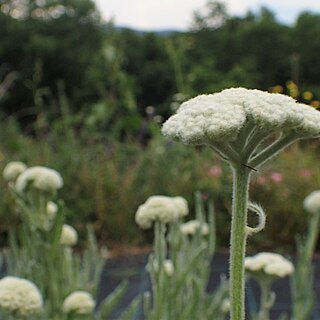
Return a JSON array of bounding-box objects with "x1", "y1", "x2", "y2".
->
[
  {"x1": 208, "y1": 165, "x2": 222, "y2": 177},
  {"x1": 270, "y1": 172, "x2": 283, "y2": 184},
  {"x1": 299, "y1": 169, "x2": 312, "y2": 178},
  {"x1": 257, "y1": 176, "x2": 267, "y2": 185}
]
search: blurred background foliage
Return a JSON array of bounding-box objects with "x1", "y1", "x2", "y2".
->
[{"x1": 0, "y1": 0, "x2": 320, "y2": 251}]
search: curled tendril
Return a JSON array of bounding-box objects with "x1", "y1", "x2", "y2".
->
[{"x1": 246, "y1": 202, "x2": 266, "y2": 236}]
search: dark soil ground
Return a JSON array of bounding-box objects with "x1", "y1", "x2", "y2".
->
[{"x1": 97, "y1": 251, "x2": 320, "y2": 320}]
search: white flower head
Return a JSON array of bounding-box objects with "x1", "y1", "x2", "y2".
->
[
  {"x1": 3, "y1": 161, "x2": 27, "y2": 182},
  {"x1": 172, "y1": 196, "x2": 189, "y2": 217},
  {"x1": 162, "y1": 87, "x2": 320, "y2": 146},
  {"x1": 135, "y1": 195, "x2": 189, "y2": 229},
  {"x1": 0, "y1": 276, "x2": 43, "y2": 316},
  {"x1": 62, "y1": 291, "x2": 95, "y2": 315},
  {"x1": 245, "y1": 252, "x2": 294, "y2": 278},
  {"x1": 303, "y1": 190, "x2": 320, "y2": 214},
  {"x1": 163, "y1": 259, "x2": 174, "y2": 276},
  {"x1": 221, "y1": 298, "x2": 231, "y2": 314},
  {"x1": 180, "y1": 220, "x2": 209, "y2": 236},
  {"x1": 15, "y1": 166, "x2": 63, "y2": 194},
  {"x1": 46, "y1": 201, "x2": 58, "y2": 220},
  {"x1": 60, "y1": 224, "x2": 78, "y2": 246}
]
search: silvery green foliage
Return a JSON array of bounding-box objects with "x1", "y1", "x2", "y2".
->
[
  {"x1": 291, "y1": 190, "x2": 320, "y2": 320},
  {"x1": 142, "y1": 192, "x2": 229, "y2": 320},
  {"x1": 2, "y1": 164, "x2": 125, "y2": 320}
]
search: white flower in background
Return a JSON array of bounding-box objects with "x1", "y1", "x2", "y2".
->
[
  {"x1": 172, "y1": 196, "x2": 189, "y2": 217},
  {"x1": 15, "y1": 166, "x2": 63, "y2": 193},
  {"x1": 42, "y1": 201, "x2": 59, "y2": 230},
  {"x1": 62, "y1": 291, "x2": 95, "y2": 315},
  {"x1": 0, "y1": 276, "x2": 43, "y2": 316},
  {"x1": 60, "y1": 224, "x2": 78, "y2": 246},
  {"x1": 162, "y1": 87, "x2": 320, "y2": 145},
  {"x1": 221, "y1": 298, "x2": 231, "y2": 314},
  {"x1": 3, "y1": 161, "x2": 27, "y2": 181},
  {"x1": 245, "y1": 252, "x2": 294, "y2": 278},
  {"x1": 303, "y1": 190, "x2": 320, "y2": 214},
  {"x1": 180, "y1": 220, "x2": 209, "y2": 236},
  {"x1": 46, "y1": 201, "x2": 58, "y2": 220},
  {"x1": 135, "y1": 195, "x2": 189, "y2": 229},
  {"x1": 163, "y1": 259, "x2": 174, "y2": 276}
]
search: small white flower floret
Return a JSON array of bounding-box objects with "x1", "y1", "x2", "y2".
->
[
  {"x1": 180, "y1": 220, "x2": 209, "y2": 236},
  {"x1": 172, "y1": 196, "x2": 189, "y2": 217},
  {"x1": 135, "y1": 195, "x2": 189, "y2": 229},
  {"x1": 3, "y1": 161, "x2": 27, "y2": 182},
  {"x1": 60, "y1": 224, "x2": 78, "y2": 246},
  {"x1": 46, "y1": 201, "x2": 58, "y2": 219},
  {"x1": 303, "y1": 190, "x2": 320, "y2": 215},
  {"x1": 245, "y1": 252, "x2": 294, "y2": 278},
  {"x1": 0, "y1": 276, "x2": 43, "y2": 316},
  {"x1": 15, "y1": 166, "x2": 63, "y2": 193},
  {"x1": 163, "y1": 259, "x2": 174, "y2": 276},
  {"x1": 62, "y1": 291, "x2": 95, "y2": 315}
]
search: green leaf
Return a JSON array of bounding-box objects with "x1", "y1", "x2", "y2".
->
[{"x1": 96, "y1": 281, "x2": 128, "y2": 319}]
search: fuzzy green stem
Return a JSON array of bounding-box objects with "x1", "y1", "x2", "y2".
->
[
  {"x1": 230, "y1": 165, "x2": 251, "y2": 320},
  {"x1": 304, "y1": 213, "x2": 320, "y2": 262},
  {"x1": 154, "y1": 221, "x2": 166, "y2": 320},
  {"x1": 257, "y1": 281, "x2": 274, "y2": 320}
]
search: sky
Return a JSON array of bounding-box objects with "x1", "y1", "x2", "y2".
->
[{"x1": 94, "y1": 0, "x2": 320, "y2": 31}]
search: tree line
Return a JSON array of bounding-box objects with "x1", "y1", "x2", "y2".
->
[{"x1": 1, "y1": 0, "x2": 320, "y2": 137}]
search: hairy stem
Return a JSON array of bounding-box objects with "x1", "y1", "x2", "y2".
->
[
  {"x1": 304, "y1": 213, "x2": 320, "y2": 262},
  {"x1": 258, "y1": 281, "x2": 274, "y2": 320},
  {"x1": 230, "y1": 165, "x2": 251, "y2": 320}
]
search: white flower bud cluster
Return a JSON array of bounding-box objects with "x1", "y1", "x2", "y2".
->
[
  {"x1": 245, "y1": 252, "x2": 294, "y2": 278},
  {"x1": 15, "y1": 166, "x2": 63, "y2": 194},
  {"x1": 303, "y1": 190, "x2": 320, "y2": 214},
  {"x1": 163, "y1": 259, "x2": 174, "y2": 276},
  {"x1": 149, "y1": 259, "x2": 174, "y2": 276},
  {"x1": 135, "y1": 195, "x2": 189, "y2": 229},
  {"x1": 180, "y1": 220, "x2": 209, "y2": 236},
  {"x1": 62, "y1": 291, "x2": 95, "y2": 315},
  {"x1": 46, "y1": 201, "x2": 58, "y2": 220},
  {"x1": 162, "y1": 87, "x2": 320, "y2": 145},
  {"x1": 3, "y1": 161, "x2": 27, "y2": 182},
  {"x1": 60, "y1": 224, "x2": 78, "y2": 246},
  {"x1": 0, "y1": 276, "x2": 43, "y2": 316},
  {"x1": 221, "y1": 298, "x2": 231, "y2": 314}
]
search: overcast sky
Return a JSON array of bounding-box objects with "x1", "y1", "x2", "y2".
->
[{"x1": 94, "y1": 0, "x2": 320, "y2": 30}]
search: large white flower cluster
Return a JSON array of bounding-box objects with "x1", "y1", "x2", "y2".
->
[
  {"x1": 60, "y1": 224, "x2": 78, "y2": 246},
  {"x1": 15, "y1": 166, "x2": 63, "y2": 193},
  {"x1": 135, "y1": 196, "x2": 189, "y2": 229},
  {"x1": 180, "y1": 220, "x2": 209, "y2": 236},
  {"x1": 3, "y1": 161, "x2": 27, "y2": 182},
  {"x1": 62, "y1": 291, "x2": 95, "y2": 314},
  {"x1": 303, "y1": 190, "x2": 320, "y2": 214},
  {"x1": 162, "y1": 88, "x2": 320, "y2": 145},
  {"x1": 0, "y1": 276, "x2": 43, "y2": 316},
  {"x1": 245, "y1": 252, "x2": 294, "y2": 278}
]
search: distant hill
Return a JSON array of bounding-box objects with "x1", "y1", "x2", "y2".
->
[{"x1": 102, "y1": 24, "x2": 183, "y2": 35}]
